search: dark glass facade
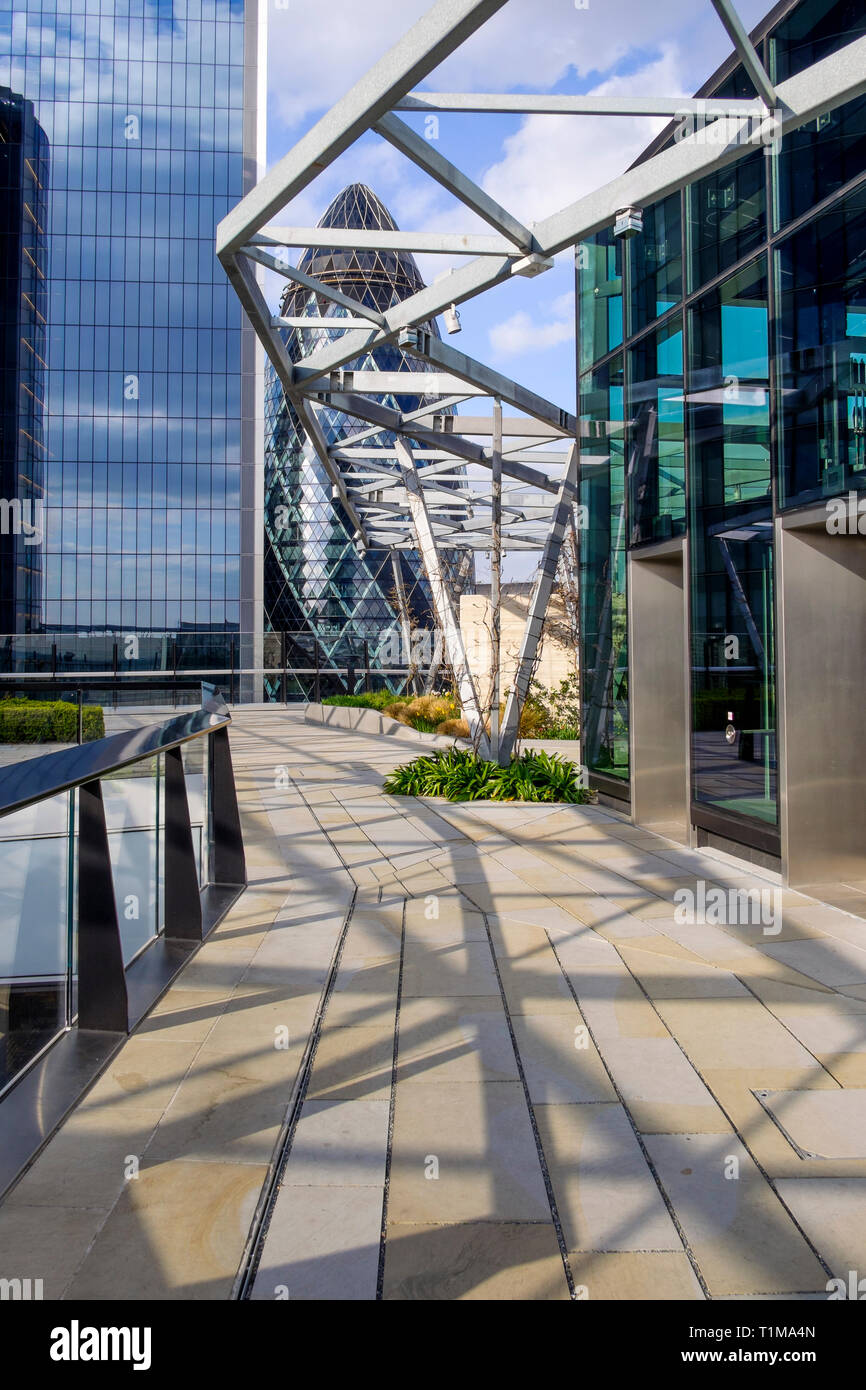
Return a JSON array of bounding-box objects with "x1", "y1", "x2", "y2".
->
[
  {"x1": 0, "y1": 87, "x2": 48, "y2": 633},
  {"x1": 264, "y1": 183, "x2": 467, "y2": 692},
  {"x1": 0, "y1": 0, "x2": 260, "y2": 637},
  {"x1": 577, "y1": 0, "x2": 865, "y2": 846}
]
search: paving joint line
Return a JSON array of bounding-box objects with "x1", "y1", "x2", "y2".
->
[
  {"x1": 543, "y1": 930, "x2": 712, "y2": 1301},
  {"x1": 594, "y1": 935, "x2": 837, "y2": 1289},
  {"x1": 375, "y1": 897, "x2": 406, "y2": 1300},
  {"x1": 479, "y1": 901, "x2": 578, "y2": 1300},
  {"x1": 230, "y1": 763, "x2": 360, "y2": 1300}
]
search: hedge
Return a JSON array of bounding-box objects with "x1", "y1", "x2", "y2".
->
[{"x1": 0, "y1": 698, "x2": 106, "y2": 744}]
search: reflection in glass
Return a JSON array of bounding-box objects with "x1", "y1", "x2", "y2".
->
[
  {"x1": 102, "y1": 756, "x2": 162, "y2": 964},
  {"x1": 688, "y1": 149, "x2": 766, "y2": 291},
  {"x1": 578, "y1": 228, "x2": 623, "y2": 374},
  {"x1": 628, "y1": 319, "x2": 685, "y2": 545},
  {"x1": 2, "y1": 0, "x2": 251, "y2": 633},
  {"x1": 776, "y1": 185, "x2": 866, "y2": 509},
  {"x1": 579, "y1": 356, "x2": 628, "y2": 781},
  {"x1": 688, "y1": 261, "x2": 777, "y2": 826},
  {"x1": 265, "y1": 184, "x2": 467, "y2": 694},
  {"x1": 0, "y1": 792, "x2": 70, "y2": 1092},
  {"x1": 629, "y1": 192, "x2": 682, "y2": 336},
  {"x1": 0, "y1": 87, "x2": 49, "y2": 635},
  {"x1": 768, "y1": 0, "x2": 866, "y2": 228}
]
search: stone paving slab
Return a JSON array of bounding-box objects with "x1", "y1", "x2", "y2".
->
[{"x1": 5, "y1": 707, "x2": 866, "y2": 1301}]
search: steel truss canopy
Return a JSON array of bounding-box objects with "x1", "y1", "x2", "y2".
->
[{"x1": 219, "y1": 0, "x2": 866, "y2": 750}]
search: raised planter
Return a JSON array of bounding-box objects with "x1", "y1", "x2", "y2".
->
[{"x1": 303, "y1": 701, "x2": 462, "y2": 747}]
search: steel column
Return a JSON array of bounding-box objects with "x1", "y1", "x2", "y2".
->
[
  {"x1": 77, "y1": 780, "x2": 129, "y2": 1033},
  {"x1": 396, "y1": 438, "x2": 490, "y2": 757},
  {"x1": 163, "y1": 746, "x2": 204, "y2": 942},
  {"x1": 209, "y1": 726, "x2": 246, "y2": 888}
]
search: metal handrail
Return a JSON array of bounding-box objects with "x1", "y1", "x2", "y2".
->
[
  {"x1": 0, "y1": 679, "x2": 245, "y2": 1040},
  {"x1": 0, "y1": 681, "x2": 229, "y2": 819}
]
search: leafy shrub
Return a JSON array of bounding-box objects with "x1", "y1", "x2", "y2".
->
[
  {"x1": 383, "y1": 747, "x2": 593, "y2": 804},
  {"x1": 322, "y1": 691, "x2": 400, "y2": 712},
  {"x1": 323, "y1": 689, "x2": 463, "y2": 736},
  {"x1": 520, "y1": 674, "x2": 581, "y2": 739},
  {"x1": 0, "y1": 698, "x2": 105, "y2": 744}
]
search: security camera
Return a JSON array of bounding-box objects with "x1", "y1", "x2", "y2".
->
[
  {"x1": 613, "y1": 206, "x2": 643, "y2": 239},
  {"x1": 443, "y1": 303, "x2": 462, "y2": 334}
]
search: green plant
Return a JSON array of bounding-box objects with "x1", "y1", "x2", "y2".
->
[
  {"x1": 322, "y1": 691, "x2": 400, "y2": 712},
  {"x1": 0, "y1": 698, "x2": 105, "y2": 744},
  {"x1": 383, "y1": 747, "x2": 593, "y2": 804},
  {"x1": 322, "y1": 689, "x2": 460, "y2": 736},
  {"x1": 523, "y1": 673, "x2": 581, "y2": 739}
]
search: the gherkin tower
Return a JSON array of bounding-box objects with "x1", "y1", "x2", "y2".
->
[{"x1": 264, "y1": 183, "x2": 468, "y2": 693}]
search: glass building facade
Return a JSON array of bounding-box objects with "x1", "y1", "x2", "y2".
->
[
  {"x1": 265, "y1": 182, "x2": 467, "y2": 693},
  {"x1": 0, "y1": 0, "x2": 262, "y2": 641},
  {"x1": 0, "y1": 87, "x2": 49, "y2": 633},
  {"x1": 578, "y1": 0, "x2": 866, "y2": 858}
]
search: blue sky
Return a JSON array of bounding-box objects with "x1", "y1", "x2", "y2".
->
[{"x1": 263, "y1": 0, "x2": 770, "y2": 574}]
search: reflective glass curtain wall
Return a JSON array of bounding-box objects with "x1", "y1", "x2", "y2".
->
[
  {"x1": 577, "y1": 0, "x2": 866, "y2": 845},
  {"x1": 0, "y1": 87, "x2": 48, "y2": 633},
  {"x1": 0, "y1": 0, "x2": 260, "y2": 636},
  {"x1": 265, "y1": 184, "x2": 468, "y2": 690}
]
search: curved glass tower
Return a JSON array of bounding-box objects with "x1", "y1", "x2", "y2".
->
[{"x1": 264, "y1": 183, "x2": 467, "y2": 691}]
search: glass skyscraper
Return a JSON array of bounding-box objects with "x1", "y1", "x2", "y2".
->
[
  {"x1": 0, "y1": 86, "x2": 48, "y2": 634},
  {"x1": 0, "y1": 0, "x2": 263, "y2": 643},
  {"x1": 265, "y1": 182, "x2": 467, "y2": 692}
]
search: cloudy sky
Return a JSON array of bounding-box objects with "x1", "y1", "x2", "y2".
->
[{"x1": 263, "y1": 0, "x2": 770, "y2": 574}]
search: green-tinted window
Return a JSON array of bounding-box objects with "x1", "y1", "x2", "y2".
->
[
  {"x1": 687, "y1": 66, "x2": 767, "y2": 291},
  {"x1": 628, "y1": 318, "x2": 685, "y2": 546},
  {"x1": 629, "y1": 192, "x2": 682, "y2": 335},
  {"x1": 769, "y1": 0, "x2": 866, "y2": 229},
  {"x1": 688, "y1": 150, "x2": 766, "y2": 290},
  {"x1": 579, "y1": 356, "x2": 628, "y2": 781},
  {"x1": 688, "y1": 259, "x2": 776, "y2": 829},
  {"x1": 768, "y1": 0, "x2": 866, "y2": 81},
  {"x1": 773, "y1": 96, "x2": 866, "y2": 229},
  {"x1": 578, "y1": 229, "x2": 623, "y2": 374},
  {"x1": 776, "y1": 183, "x2": 866, "y2": 509}
]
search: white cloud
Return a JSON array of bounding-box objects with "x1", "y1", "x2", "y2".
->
[
  {"x1": 489, "y1": 288, "x2": 575, "y2": 357},
  {"x1": 481, "y1": 46, "x2": 686, "y2": 222},
  {"x1": 266, "y1": 0, "x2": 772, "y2": 133}
]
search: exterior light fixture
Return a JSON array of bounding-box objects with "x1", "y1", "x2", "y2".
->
[
  {"x1": 613, "y1": 206, "x2": 643, "y2": 239},
  {"x1": 443, "y1": 303, "x2": 462, "y2": 334}
]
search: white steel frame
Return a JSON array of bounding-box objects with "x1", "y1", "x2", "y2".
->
[{"x1": 217, "y1": 0, "x2": 866, "y2": 759}]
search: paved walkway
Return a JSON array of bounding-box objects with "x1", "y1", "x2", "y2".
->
[{"x1": 3, "y1": 707, "x2": 866, "y2": 1299}]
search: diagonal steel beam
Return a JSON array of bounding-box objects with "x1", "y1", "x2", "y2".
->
[
  {"x1": 262, "y1": 35, "x2": 866, "y2": 388},
  {"x1": 320, "y1": 390, "x2": 564, "y2": 493},
  {"x1": 709, "y1": 0, "x2": 777, "y2": 109},
  {"x1": 395, "y1": 437, "x2": 490, "y2": 756},
  {"x1": 499, "y1": 442, "x2": 579, "y2": 761},
  {"x1": 216, "y1": 0, "x2": 508, "y2": 256},
  {"x1": 243, "y1": 246, "x2": 387, "y2": 327},
  {"x1": 397, "y1": 327, "x2": 577, "y2": 434},
  {"x1": 373, "y1": 112, "x2": 534, "y2": 251}
]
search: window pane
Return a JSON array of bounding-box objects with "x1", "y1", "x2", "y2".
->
[
  {"x1": 688, "y1": 259, "x2": 777, "y2": 828},
  {"x1": 629, "y1": 192, "x2": 682, "y2": 335},
  {"x1": 628, "y1": 318, "x2": 686, "y2": 546},
  {"x1": 577, "y1": 229, "x2": 623, "y2": 373},
  {"x1": 776, "y1": 184, "x2": 866, "y2": 510}
]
